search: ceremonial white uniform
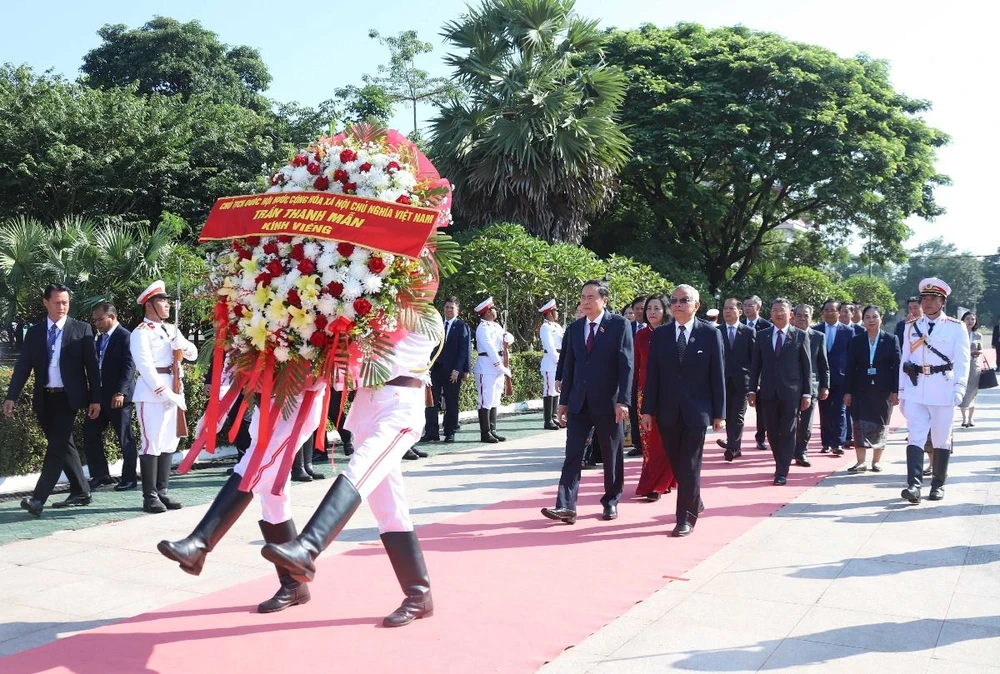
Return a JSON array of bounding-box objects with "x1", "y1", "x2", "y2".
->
[
  {"x1": 131, "y1": 318, "x2": 198, "y2": 456},
  {"x1": 899, "y1": 315, "x2": 970, "y2": 449},
  {"x1": 539, "y1": 319, "x2": 564, "y2": 397},
  {"x1": 340, "y1": 311, "x2": 444, "y2": 533},
  {"x1": 473, "y1": 320, "x2": 509, "y2": 409}
]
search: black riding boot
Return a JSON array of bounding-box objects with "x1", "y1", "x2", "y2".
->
[
  {"x1": 157, "y1": 473, "x2": 253, "y2": 575},
  {"x1": 291, "y1": 446, "x2": 313, "y2": 482},
  {"x1": 156, "y1": 453, "x2": 182, "y2": 510},
  {"x1": 489, "y1": 408, "x2": 506, "y2": 442},
  {"x1": 140, "y1": 454, "x2": 166, "y2": 513},
  {"x1": 381, "y1": 531, "x2": 434, "y2": 627},
  {"x1": 302, "y1": 442, "x2": 326, "y2": 480},
  {"x1": 261, "y1": 474, "x2": 362, "y2": 583},
  {"x1": 478, "y1": 408, "x2": 498, "y2": 443},
  {"x1": 543, "y1": 397, "x2": 558, "y2": 430},
  {"x1": 549, "y1": 396, "x2": 561, "y2": 428},
  {"x1": 928, "y1": 449, "x2": 951, "y2": 501},
  {"x1": 901, "y1": 444, "x2": 924, "y2": 503},
  {"x1": 257, "y1": 520, "x2": 311, "y2": 613}
]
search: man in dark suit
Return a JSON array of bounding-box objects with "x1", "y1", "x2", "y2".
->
[
  {"x1": 813, "y1": 299, "x2": 853, "y2": 455},
  {"x1": 421, "y1": 296, "x2": 471, "y2": 444},
  {"x1": 717, "y1": 297, "x2": 754, "y2": 461},
  {"x1": 542, "y1": 280, "x2": 633, "y2": 524},
  {"x1": 793, "y1": 304, "x2": 830, "y2": 467},
  {"x1": 4, "y1": 284, "x2": 101, "y2": 516},
  {"x1": 749, "y1": 298, "x2": 812, "y2": 486},
  {"x1": 641, "y1": 284, "x2": 724, "y2": 537},
  {"x1": 895, "y1": 297, "x2": 922, "y2": 350},
  {"x1": 82, "y1": 303, "x2": 138, "y2": 491},
  {"x1": 626, "y1": 296, "x2": 647, "y2": 457},
  {"x1": 993, "y1": 316, "x2": 1000, "y2": 373},
  {"x1": 740, "y1": 294, "x2": 772, "y2": 451}
]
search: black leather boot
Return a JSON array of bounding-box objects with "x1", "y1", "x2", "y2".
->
[
  {"x1": 261, "y1": 474, "x2": 362, "y2": 583},
  {"x1": 928, "y1": 449, "x2": 950, "y2": 501},
  {"x1": 257, "y1": 520, "x2": 311, "y2": 613},
  {"x1": 478, "y1": 409, "x2": 498, "y2": 443},
  {"x1": 381, "y1": 531, "x2": 434, "y2": 627},
  {"x1": 901, "y1": 444, "x2": 924, "y2": 503},
  {"x1": 549, "y1": 396, "x2": 561, "y2": 428},
  {"x1": 156, "y1": 453, "x2": 183, "y2": 510},
  {"x1": 291, "y1": 446, "x2": 313, "y2": 482},
  {"x1": 542, "y1": 397, "x2": 556, "y2": 430},
  {"x1": 157, "y1": 473, "x2": 253, "y2": 575},
  {"x1": 302, "y1": 442, "x2": 326, "y2": 480},
  {"x1": 489, "y1": 408, "x2": 506, "y2": 442},
  {"x1": 140, "y1": 454, "x2": 166, "y2": 514}
]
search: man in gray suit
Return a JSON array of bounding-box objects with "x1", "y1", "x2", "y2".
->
[
  {"x1": 749, "y1": 298, "x2": 813, "y2": 485},
  {"x1": 793, "y1": 304, "x2": 829, "y2": 468}
]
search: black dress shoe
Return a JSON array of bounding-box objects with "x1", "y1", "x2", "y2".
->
[
  {"x1": 645, "y1": 492, "x2": 661, "y2": 502},
  {"x1": 114, "y1": 480, "x2": 138, "y2": 491},
  {"x1": 52, "y1": 494, "x2": 92, "y2": 508},
  {"x1": 626, "y1": 448, "x2": 643, "y2": 457},
  {"x1": 602, "y1": 504, "x2": 618, "y2": 520},
  {"x1": 831, "y1": 447, "x2": 845, "y2": 456},
  {"x1": 671, "y1": 523, "x2": 693, "y2": 537},
  {"x1": 820, "y1": 446, "x2": 831, "y2": 454},
  {"x1": 901, "y1": 486, "x2": 921, "y2": 503},
  {"x1": 540, "y1": 507, "x2": 576, "y2": 524},
  {"x1": 444, "y1": 435, "x2": 455, "y2": 443},
  {"x1": 716, "y1": 438, "x2": 728, "y2": 450},
  {"x1": 403, "y1": 449, "x2": 420, "y2": 460},
  {"x1": 724, "y1": 449, "x2": 735, "y2": 462},
  {"x1": 89, "y1": 477, "x2": 115, "y2": 491},
  {"x1": 756, "y1": 441, "x2": 767, "y2": 451},
  {"x1": 419, "y1": 436, "x2": 440, "y2": 443},
  {"x1": 291, "y1": 471, "x2": 313, "y2": 482},
  {"x1": 795, "y1": 457, "x2": 812, "y2": 467},
  {"x1": 20, "y1": 497, "x2": 43, "y2": 517},
  {"x1": 343, "y1": 446, "x2": 355, "y2": 456},
  {"x1": 773, "y1": 476, "x2": 787, "y2": 486},
  {"x1": 413, "y1": 448, "x2": 429, "y2": 458}
]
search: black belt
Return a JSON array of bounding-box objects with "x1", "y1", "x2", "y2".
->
[
  {"x1": 478, "y1": 352, "x2": 487, "y2": 356},
  {"x1": 155, "y1": 366, "x2": 174, "y2": 374},
  {"x1": 903, "y1": 362, "x2": 953, "y2": 376},
  {"x1": 386, "y1": 376, "x2": 423, "y2": 388},
  {"x1": 44, "y1": 386, "x2": 65, "y2": 393}
]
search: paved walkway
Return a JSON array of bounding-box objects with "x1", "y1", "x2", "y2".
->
[{"x1": 1, "y1": 391, "x2": 998, "y2": 672}]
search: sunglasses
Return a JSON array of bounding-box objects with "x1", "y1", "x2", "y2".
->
[{"x1": 668, "y1": 297, "x2": 694, "y2": 305}]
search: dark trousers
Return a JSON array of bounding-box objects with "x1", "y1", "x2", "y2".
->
[
  {"x1": 658, "y1": 420, "x2": 706, "y2": 526},
  {"x1": 761, "y1": 396, "x2": 799, "y2": 478},
  {"x1": 724, "y1": 379, "x2": 748, "y2": 450},
  {"x1": 33, "y1": 392, "x2": 88, "y2": 503},
  {"x1": 795, "y1": 399, "x2": 815, "y2": 459},
  {"x1": 818, "y1": 384, "x2": 847, "y2": 448},
  {"x1": 83, "y1": 403, "x2": 137, "y2": 482},
  {"x1": 424, "y1": 369, "x2": 460, "y2": 439},
  {"x1": 329, "y1": 389, "x2": 354, "y2": 450},
  {"x1": 556, "y1": 405, "x2": 623, "y2": 510}
]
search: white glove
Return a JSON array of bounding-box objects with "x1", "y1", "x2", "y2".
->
[
  {"x1": 503, "y1": 332, "x2": 514, "y2": 345},
  {"x1": 162, "y1": 389, "x2": 188, "y2": 411},
  {"x1": 501, "y1": 367, "x2": 512, "y2": 378},
  {"x1": 953, "y1": 389, "x2": 964, "y2": 407}
]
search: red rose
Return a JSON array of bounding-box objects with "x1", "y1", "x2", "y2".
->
[
  {"x1": 368, "y1": 257, "x2": 386, "y2": 274},
  {"x1": 353, "y1": 298, "x2": 373, "y2": 316},
  {"x1": 270, "y1": 173, "x2": 282, "y2": 186},
  {"x1": 255, "y1": 272, "x2": 272, "y2": 288},
  {"x1": 307, "y1": 162, "x2": 321, "y2": 175},
  {"x1": 309, "y1": 331, "x2": 329, "y2": 348},
  {"x1": 343, "y1": 182, "x2": 357, "y2": 194},
  {"x1": 333, "y1": 169, "x2": 349, "y2": 183},
  {"x1": 396, "y1": 195, "x2": 412, "y2": 205},
  {"x1": 298, "y1": 258, "x2": 316, "y2": 275},
  {"x1": 287, "y1": 289, "x2": 302, "y2": 308},
  {"x1": 337, "y1": 242, "x2": 355, "y2": 257},
  {"x1": 313, "y1": 175, "x2": 330, "y2": 190},
  {"x1": 315, "y1": 315, "x2": 328, "y2": 331},
  {"x1": 263, "y1": 241, "x2": 279, "y2": 255},
  {"x1": 237, "y1": 247, "x2": 252, "y2": 260},
  {"x1": 292, "y1": 154, "x2": 307, "y2": 167},
  {"x1": 246, "y1": 236, "x2": 261, "y2": 246},
  {"x1": 233, "y1": 304, "x2": 246, "y2": 318},
  {"x1": 358, "y1": 162, "x2": 372, "y2": 173},
  {"x1": 278, "y1": 235, "x2": 292, "y2": 244},
  {"x1": 339, "y1": 148, "x2": 357, "y2": 163},
  {"x1": 290, "y1": 243, "x2": 305, "y2": 260},
  {"x1": 326, "y1": 281, "x2": 344, "y2": 298},
  {"x1": 229, "y1": 323, "x2": 239, "y2": 336},
  {"x1": 266, "y1": 259, "x2": 283, "y2": 276},
  {"x1": 386, "y1": 161, "x2": 401, "y2": 173}
]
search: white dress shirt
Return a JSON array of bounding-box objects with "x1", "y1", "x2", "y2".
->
[
  {"x1": 582, "y1": 309, "x2": 607, "y2": 342},
  {"x1": 46, "y1": 316, "x2": 67, "y2": 388},
  {"x1": 675, "y1": 316, "x2": 696, "y2": 342}
]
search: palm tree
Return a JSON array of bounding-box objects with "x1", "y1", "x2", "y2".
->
[{"x1": 430, "y1": 0, "x2": 630, "y2": 244}]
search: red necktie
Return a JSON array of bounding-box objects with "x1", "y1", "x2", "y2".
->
[{"x1": 586, "y1": 322, "x2": 597, "y2": 353}]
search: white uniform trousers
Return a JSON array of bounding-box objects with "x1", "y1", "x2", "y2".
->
[
  {"x1": 233, "y1": 389, "x2": 327, "y2": 524},
  {"x1": 540, "y1": 368, "x2": 558, "y2": 397},
  {"x1": 136, "y1": 402, "x2": 181, "y2": 457},
  {"x1": 902, "y1": 400, "x2": 954, "y2": 450},
  {"x1": 476, "y1": 373, "x2": 504, "y2": 409},
  {"x1": 342, "y1": 385, "x2": 424, "y2": 534}
]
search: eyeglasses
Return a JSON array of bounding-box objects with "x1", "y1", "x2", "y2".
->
[{"x1": 668, "y1": 297, "x2": 694, "y2": 305}]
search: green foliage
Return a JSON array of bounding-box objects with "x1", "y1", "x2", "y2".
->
[
  {"x1": 594, "y1": 23, "x2": 949, "y2": 292},
  {"x1": 840, "y1": 275, "x2": 898, "y2": 314},
  {"x1": 457, "y1": 351, "x2": 543, "y2": 411},
  {"x1": 739, "y1": 265, "x2": 842, "y2": 313},
  {"x1": 892, "y1": 237, "x2": 985, "y2": 314},
  {"x1": 979, "y1": 249, "x2": 1000, "y2": 326},
  {"x1": 430, "y1": 0, "x2": 630, "y2": 243}
]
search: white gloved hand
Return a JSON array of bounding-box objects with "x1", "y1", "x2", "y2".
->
[
  {"x1": 953, "y1": 389, "x2": 964, "y2": 407},
  {"x1": 501, "y1": 367, "x2": 512, "y2": 378},
  {"x1": 503, "y1": 332, "x2": 514, "y2": 345},
  {"x1": 163, "y1": 389, "x2": 188, "y2": 411}
]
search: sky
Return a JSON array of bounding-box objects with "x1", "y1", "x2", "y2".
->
[{"x1": 2, "y1": 0, "x2": 998, "y2": 256}]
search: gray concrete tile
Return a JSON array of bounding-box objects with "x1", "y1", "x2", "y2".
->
[
  {"x1": 817, "y1": 559, "x2": 961, "y2": 619},
  {"x1": 760, "y1": 637, "x2": 931, "y2": 672},
  {"x1": 933, "y1": 621, "x2": 1000, "y2": 667},
  {"x1": 789, "y1": 605, "x2": 941, "y2": 653}
]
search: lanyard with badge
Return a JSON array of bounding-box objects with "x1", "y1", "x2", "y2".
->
[{"x1": 867, "y1": 336, "x2": 878, "y2": 379}]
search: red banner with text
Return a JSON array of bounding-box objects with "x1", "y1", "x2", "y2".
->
[{"x1": 199, "y1": 191, "x2": 439, "y2": 258}]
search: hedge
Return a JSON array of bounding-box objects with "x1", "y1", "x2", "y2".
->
[{"x1": 0, "y1": 351, "x2": 546, "y2": 477}]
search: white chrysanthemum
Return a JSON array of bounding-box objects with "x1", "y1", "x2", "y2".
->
[
  {"x1": 283, "y1": 183, "x2": 301, "y2": 193},
  {"x1": 342, "y1": 278, "x2": 363, "y2": 301},
  {"x1": 240, "y1": 274, "x2": 257, "y2": 291},
  {"x1": 320, "y1": 267, "x2": 340, "y2": 287},
  {"x1": 378, "y1": 188, "x2": 404, "y2": 203},
  {"x1": 284, "y1": 268, "x2": 302, "y2": 287},
  {"x1": 303, "y1": 241, "x2": 321, "y2": 260},
  {"x1": 348, "y1": 261, "x2": 369, "y2": 280},
  {"x1": 298, "y1": 324, "x2": 316, "y2": 341},
  {"x1": 273, "y1": 346, "x2": 291, "y2": 363},
  {"x1": 266, "y1": 185, "x2": 281, "y2": 193},
  {"x1": 290, "y1": 165, "x2": 311, "y2": 186},
  {"x1": 372, "y1": 153, "x2": 390, "y2": 168},
  {"x1": 348, "y1": 247, "x2": 370, "y2": 264},
  {"x1": 317, "y1": 295, "x2": 338, "y2": 317},
  {"x1": 335, "y1": 264, "x2": 351, "y2": 282},
  {"x1": 298, "y1": 344, "x2": 318, "y2": 360},
  {"x1": 394, "y1": 171, "x2": 418, "y2": 189},
  {"x1": 362, "y1": 273, "x2": 383, "y2": 295},
  {"x1": 339, "y1": 302, "x2": 357, "y2": 321},
  {"x1": 317, "y1": 251, "x2": 337, "y2": 272}
]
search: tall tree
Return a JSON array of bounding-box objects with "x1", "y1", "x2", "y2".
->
[
  {"x1": 593, "y1": 23, "x2": 949, "y2": 293},
  {"x1": 81, "y1": 16, "x2": 272, "y2": 111},
  {"x1": 893, "y1": 237, "x2": 985, "y2": 314},
  {"x1": 430, "y1": 0, "x2": 630, "y2": 243}
]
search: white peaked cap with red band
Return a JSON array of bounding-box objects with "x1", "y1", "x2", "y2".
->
[
  {"x1": 538, "y1": 299, "x2": 557, "y2": 314},
  {"x1": 919, "y1": 277, "x2": 951, "y2": 298},
  {"x1": 137, "y1": 280, "x2": 168, "y2": 305},
  {"x1": 475, "y1": 297, "x2": 495, "y2": 316},
  {"x1": 706, "y1": 308, "x2": 720, "y2": 318}
]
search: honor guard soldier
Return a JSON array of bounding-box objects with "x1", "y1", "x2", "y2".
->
[
  {"x1": 132, "y1": 280, "x2": 199, "y2": 513},
  {"x1": 898, "y1": 277, "x2": 970, "y2": 503},
  {"x1": 472, "y1": 297, "x2": 513, "y2": 443},
  {"x1": 538, "y1": 299, "x2": 564, "y2": 430}
]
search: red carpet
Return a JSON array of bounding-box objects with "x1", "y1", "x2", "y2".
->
[{"x1": 1, "y1": 415, "x2": 851, "y2": 674}]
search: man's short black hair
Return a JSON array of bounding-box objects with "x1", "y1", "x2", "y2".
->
[
  {"x1": 582, "y1": 279, "x2": 610, "y2": 300},
  {"x1": 906, "y1": 296, "x2": 920, "y2": 306},
  {"x1": 443, "y1": 296, "x2": 459, "y2": 306},
  {"x1": 821, "y1": 298, "x2": 841, "y2": 311},
  {"x1": 94, "y1": 302, "x2": 118, "y2": 317},
  {"x1": 631, "y1": 296, "x2": 646, "y2": 308},
  {"x1": 43, "y1": 283, "x2": 71, "y2": 300}
]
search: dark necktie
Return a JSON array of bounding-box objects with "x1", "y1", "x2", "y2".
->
[
  {"x1": 47, "y1": 323, "x2": 59, "y2": 353},
  {"x1": 927, "y1": 322, "x2": 935, "y2": 335},
  {"x1": 677, "y1": 325, "x2": 687, "y2": 362},
  {"x1": 445, "y1": 320, "x2": 451, "y2": 341},
  {"x1": 728, "y1": 326, "x2": 735, "y2": 347},
  {"x1": 775, "y1": 329, "x2": 784, "y2": 356},
  {"x1": 586, "y1": 322, "x2": 597, "y2": 353},
  {"x1": 97, "y1": 333, "x2": 108, "y2": 368}
]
